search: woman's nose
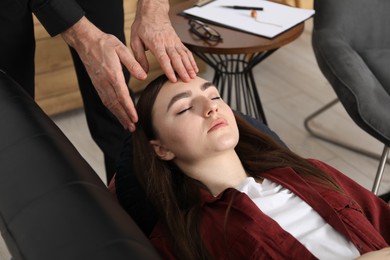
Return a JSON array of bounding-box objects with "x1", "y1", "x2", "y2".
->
[{"x1": 204, "y1": 99, "x2": 218, "y2": 117}]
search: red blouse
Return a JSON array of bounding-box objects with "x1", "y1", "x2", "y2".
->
[{"x1": 150, "y1": 159, "x2": 390, "y2": 259}]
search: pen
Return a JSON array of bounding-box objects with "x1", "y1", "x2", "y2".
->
[{"x1": 221, "y1": 5, "x2": 264, "y2": 11}]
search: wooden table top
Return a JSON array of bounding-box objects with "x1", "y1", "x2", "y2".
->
[{"x1": 170, "y1": 0, "x2": 305, "y2": 54}]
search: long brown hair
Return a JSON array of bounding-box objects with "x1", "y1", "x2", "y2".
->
[{"x1": 133, "y1": 74, "x2": 343, "y2": 259}]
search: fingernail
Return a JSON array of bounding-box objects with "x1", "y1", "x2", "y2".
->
[
  {"x1": 129, "y1": 124, "x2": 136, "y2": 132},
  {"x1": 138, "y1": 72, "x2": 147, "y2": 80}
]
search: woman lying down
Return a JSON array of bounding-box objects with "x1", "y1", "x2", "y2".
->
[{"x1": 116, "y1": 74, "x2": 390, "y2": 259}]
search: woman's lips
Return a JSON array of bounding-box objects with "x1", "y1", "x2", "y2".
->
[{"x1": 208, "y1": 118, "x2": 227, "y2": 132}]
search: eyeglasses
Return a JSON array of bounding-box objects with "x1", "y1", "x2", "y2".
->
[{"x1": 188, "y1": 19, "x2": 222, "y2": 42}]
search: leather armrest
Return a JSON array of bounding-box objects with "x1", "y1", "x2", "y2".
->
[{"x1": 0, "y1": 70, "x2": 160, "y2": 260}]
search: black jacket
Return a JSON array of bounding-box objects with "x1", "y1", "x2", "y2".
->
[{"x1": 26, "y1": 0, "x2": 84, "y2": 36}]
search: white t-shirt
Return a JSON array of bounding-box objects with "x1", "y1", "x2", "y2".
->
[{"x1": 235, "y1": 177, "x2": 360, "y2": 259}]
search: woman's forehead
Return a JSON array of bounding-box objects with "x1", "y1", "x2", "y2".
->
[
  {"x1": 166, "y1": 76, "x2": 206, "y2": 88},
  {"x1": 158, "y1": 77, "x2": 208, "y2": 98}
]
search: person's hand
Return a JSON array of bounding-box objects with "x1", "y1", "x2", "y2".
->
[
  {"x1": 61, "y1": 16, "x2": 146, "y2": 132},
  {"x1": 356, "y1": 248, "x2": 390, "y2": 259},
  {"x1": 130, "y1": 0, "x2": 199, "y2": 83}
]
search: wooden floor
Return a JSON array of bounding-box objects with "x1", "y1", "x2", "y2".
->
[{"x1": 1, "y1": 20, "x2": 389, "y2": 259}]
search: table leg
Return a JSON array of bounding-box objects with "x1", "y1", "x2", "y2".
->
[{"x1": 193, "y1": 50, "x2": 277, "y2": 125}]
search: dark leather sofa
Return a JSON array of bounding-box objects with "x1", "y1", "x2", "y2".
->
[{"x1": 0, "y1": 70, "x2": 161, "y2": 260}]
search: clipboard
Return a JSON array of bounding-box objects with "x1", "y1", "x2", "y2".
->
[
  {"x1": 194, "y1": 0, "x2": 215, "y2": 7},
  {"x1": 181, "y1": 0, "x2": 315, "y2": 38}
]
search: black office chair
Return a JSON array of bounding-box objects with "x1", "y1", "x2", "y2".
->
[{"x1": 304, "y1": 0, "x2": 390, "y2": 195}]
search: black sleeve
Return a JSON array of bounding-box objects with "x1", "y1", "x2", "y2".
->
[{"x1": 30, "y1": 0, "x2": 85, "y2": 36}]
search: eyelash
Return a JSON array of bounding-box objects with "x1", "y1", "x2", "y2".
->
[
  {"x1": 177, "y1": 107, "x2": 192, "y2": 115},
  {"x1": 176, "y1": 96, "x2": 221, "y2": 115}
]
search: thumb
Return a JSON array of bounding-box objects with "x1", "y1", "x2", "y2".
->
[
  {"x1": 131, "y1": 36, "x2": 150, "y2": 73},
  {"x1": 116, "y1": 44, "x2": 147, "y2": 80}
]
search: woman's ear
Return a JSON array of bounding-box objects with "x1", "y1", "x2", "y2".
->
[{"x1": 149, "y1": 140, "x2": 175, "y2": 161}]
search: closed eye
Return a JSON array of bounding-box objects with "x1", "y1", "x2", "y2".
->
[
  {"x1": 177, "y1": 106, "x2": 193, "y2": 115},
  {"x1": 176, "y1": 96, "x2": 220, "y2": 115}
]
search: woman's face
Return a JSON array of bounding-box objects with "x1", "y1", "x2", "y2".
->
[{"x1": 150, "y1": 76, "x2": 239, "y2": 163}]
